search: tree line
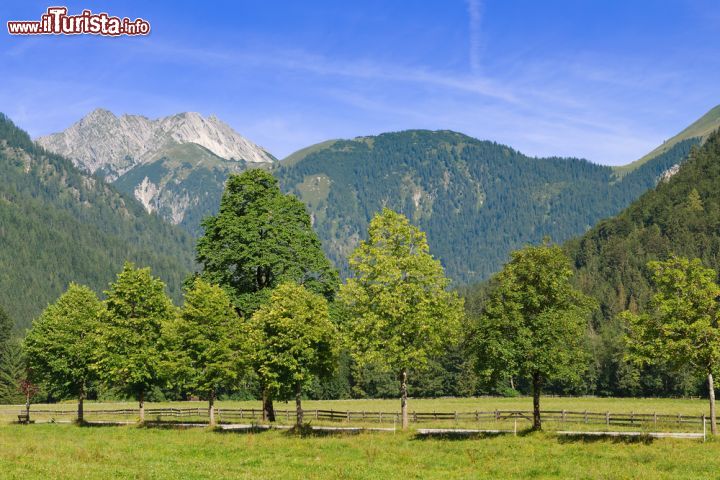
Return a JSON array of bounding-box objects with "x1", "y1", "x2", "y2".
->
[
  {"x1": 6, "y1": 168, "x2": 720, "y2": 432},
  {"x1": 12, "y1": 170, "x2": 464, "y2": 429}
]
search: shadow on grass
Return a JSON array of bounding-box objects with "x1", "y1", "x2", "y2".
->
[
  {"x1": 141, "y1": 421, "x2": 209, "y2": 430},
  {"x1": 79, "y1": 421, "x2": 135, "y2": 428},
  {"x1": 282, "y1": 424, "x2": 383, "y2": 437},
  {"x1": 213, "y1": 425, "x2": 272, "y2": 435},
  {"x1": 556, "y1": 433, "x2": 655, "y2": 445},
  {"x1": 413, "y1": 431, "x2": 512, "y2": 441}
]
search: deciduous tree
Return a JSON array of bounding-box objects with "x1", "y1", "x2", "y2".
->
[
  {"x1": 196, "y1": 169, "x2": 338, "y2": 419},
  {"x1": 95, "y1": 262, "x2": 175, "y2": 422},
  {"x1": 339, "y1": 208, "x2": 463, "y2": 429},
  {"x1": 471, "y1": 242, "x2": 594, "y2": 430},
  {"x1": 166, "y1": 279, "x2": 247, "y2": 426},
  {"x1": 249, "y1": 282, "x2": 338, "y2": 428},
  {"x1": 624, "y1": 256, "x2": 720, "y2": 434},
  {"x1": 24, "y1": 284, "x2": 103, "y2": 423}
]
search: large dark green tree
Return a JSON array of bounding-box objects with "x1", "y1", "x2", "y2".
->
[
  {"x1": 339, "y1": 208, "x2": 464, "y2": 429},
  {"x1": 23, "y1": 284, "x2": 103, "y2": 423},
  {"x1": 95, "y1": 262, "x2": 176, "y2": 422},
  {"x1": 196, "y1": 169, "x2": 338, "y2": 419},
  {"x1": 471, "y1": 242, "x2": 594, "y2": 430}
]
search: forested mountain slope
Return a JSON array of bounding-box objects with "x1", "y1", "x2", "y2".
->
[
  {"x1": 275, "y1": 130, "x2": 696, "y2": 283},
  {"x1": 0, "y1": 114, "x2": 196, "y2": 329},
  {"x1": 568, "y1": 129, "x2": 720, "y2": 325}
]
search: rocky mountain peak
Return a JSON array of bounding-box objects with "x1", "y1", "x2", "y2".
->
[{"x1": 37, "y1": 109, "x2": 274, "y2": 179}]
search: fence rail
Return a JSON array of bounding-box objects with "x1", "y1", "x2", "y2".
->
[{"x1": 0, "y1": 406, "x2": 706, "y2": 430}]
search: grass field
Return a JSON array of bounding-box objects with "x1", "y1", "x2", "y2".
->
[{"x1": 0, "y1": 423, "x2": 718, "y2": 479}]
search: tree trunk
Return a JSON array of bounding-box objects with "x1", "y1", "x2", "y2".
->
[
  {"x1": 209, "y1": 390, "x2": 216, "y2": 427},
  {"x1": 25, "y1": 392, "x2": 30, "y2": 421},
  {"x1": 709, "y1": 372, "x2": 717, "y2": 435},
  {"x1": 532, "y1": 372, "x2": 542, "y2": 430},
  {"x1": 262, "y1": 388, "x2": 275, "y2": 422},
  {"x1": 139, "y1": 390, "x2": 145, "y2": 423},
  {"x1": 400, "y1": 369, "x2": 408, "y2": 430},
  {"x1": 77, "y1": 387, "x2": 85, "y2": 424},
  {"x1": 295, "y1": 382, "x2": 303, "y2": 428}
]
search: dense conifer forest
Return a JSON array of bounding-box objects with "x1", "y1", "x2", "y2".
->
[
  {"x1": 275, "y1": 130, "x2": 698, "y2": 283},
  {"x1": 0, "y1": 114, "x2": 196, "y2": 329}
]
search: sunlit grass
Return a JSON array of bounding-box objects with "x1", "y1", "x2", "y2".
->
[{"x1": 0, "y1": 423, "x2": 718, "y2": 479}]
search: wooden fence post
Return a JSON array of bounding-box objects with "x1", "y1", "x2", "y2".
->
[{"x1": 605, "y1": 412, "x2": 609, "y2": 427}]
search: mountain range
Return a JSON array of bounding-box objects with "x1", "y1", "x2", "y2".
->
[
  {"x1": 35, "y1": 106, "x2": 720, "y2": 285},
  {"x1": 2, "y1": 104, "x2": 717, "y2": 329},
  {"x1": 274, "y1": 132, "x2": 703, "y2": 282},
  {"x1": 458, "y1": 125, "x2": 720, "y2": 398}
]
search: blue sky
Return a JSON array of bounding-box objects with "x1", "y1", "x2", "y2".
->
[{"x1": 1, "y1": 1, "x2": 718, "y2": 164}]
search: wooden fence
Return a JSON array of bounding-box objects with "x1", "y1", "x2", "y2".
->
[{"x1": 0, "y1": 406, "x2": 706, "y2": 430}]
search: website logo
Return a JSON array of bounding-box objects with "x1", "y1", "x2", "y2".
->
[{"x1": 7, "y1": 7, "x2": 151, "y2": 36}]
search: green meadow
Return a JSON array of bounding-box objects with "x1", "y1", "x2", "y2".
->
[{"x1": 1, "y1": 422, "x2": 719, "y2": 479}]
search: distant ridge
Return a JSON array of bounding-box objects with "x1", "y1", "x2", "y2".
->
[{"x1": 614, "y1": 104, "x2": 720, "y2": 177}]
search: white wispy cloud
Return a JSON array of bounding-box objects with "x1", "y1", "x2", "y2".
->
[
  {"x1": 466, "y1": 0, "x2": 483, "y2": 73},
  {"x1": 4, "y1": 31, "x2": 697, "y2": 164}
]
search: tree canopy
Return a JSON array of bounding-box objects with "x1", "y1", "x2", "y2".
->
[
  {"x1": 196, "y1": 169, "x2": 339, "y2": 316},
  {"x1": 624, "y1": 256, "x2": 720, "y2": 433},
  {"x1": 166, "y1": 279, "x2": 247, "y2": 425}
]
